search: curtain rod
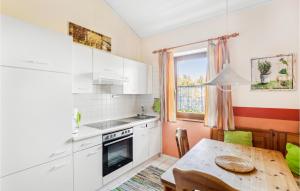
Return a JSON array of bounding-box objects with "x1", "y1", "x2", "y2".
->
[{"x1": 152, "y1": 32, "x2": 239, "y2": 54}]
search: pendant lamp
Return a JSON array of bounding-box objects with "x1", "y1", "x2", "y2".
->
[{"x1": 203, "y1": 0, "x2": 249, "y2": 88}]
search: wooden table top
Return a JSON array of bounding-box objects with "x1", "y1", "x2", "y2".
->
[{"x1": 161, "y1": 138, "x2": 299, "y2": 191}]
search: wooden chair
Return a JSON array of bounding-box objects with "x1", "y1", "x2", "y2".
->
[
  {"x1": 176, "y1": 128, "x2": 190, "y2": 158},
  {"x1": 173, "y1": 168, "x2": 238, "y2": 191}
]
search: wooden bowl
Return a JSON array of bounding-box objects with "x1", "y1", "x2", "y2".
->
[{"x1": 215, "y1": 155, "x2": 255, "y2": 173}]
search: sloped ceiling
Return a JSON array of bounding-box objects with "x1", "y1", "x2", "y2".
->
[{"x1": 105, "y1": 0, "x2": 271, "y2": 37}]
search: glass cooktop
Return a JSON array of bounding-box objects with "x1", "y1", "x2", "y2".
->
[{"x1": 86, "y1": 120, "x2": 129, "y2": 130}]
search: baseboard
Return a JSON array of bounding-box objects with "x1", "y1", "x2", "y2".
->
[{"x1": 161, "y1": 154, "x2": 179, "y2": 160}]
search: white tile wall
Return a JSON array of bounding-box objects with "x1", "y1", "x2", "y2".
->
[{"x1": 73, "y1": 94, "x2": 139, "y2": 124}]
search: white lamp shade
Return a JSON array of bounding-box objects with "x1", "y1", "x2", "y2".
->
[{"x1": 203, "y1": 64, "x2": 249, "y2": 86}]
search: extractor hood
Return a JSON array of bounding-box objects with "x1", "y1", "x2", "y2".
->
[{"x1": 93, "y1": 75, "x2": 127, "y2": 85}]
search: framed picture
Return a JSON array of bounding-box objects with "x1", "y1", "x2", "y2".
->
[
  {"x1": 251, "y1": 54, "x2": 294, "y2": 90},
  {"x1": 69, "y1": 22, "x2": 111, "y2": 52}
]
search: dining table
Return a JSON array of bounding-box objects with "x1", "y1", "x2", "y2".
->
[{"x1": 160, "y1": 138, "x2": 299, "y2": 191}]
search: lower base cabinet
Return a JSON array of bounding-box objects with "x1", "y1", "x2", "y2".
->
[
  {"x1": 74, "y1": 145, "x2": 102, "y2": 191},
  {"x1": 149, "y1": 124, "x2": 161, "y2": 157},
  {"x1": 133, "y1": 121, "x2": 161, "y2": 167},
  {"x1": 133, "y1": 124, "x2": 150, "y2": 166},
  {"x1": 2, "y1": 156, "x2": 73, "y2": 191}
]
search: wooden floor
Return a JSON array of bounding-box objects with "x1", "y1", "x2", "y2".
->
[{"x1": 99, "y1": 155, "x2": 178, "y2": 191}]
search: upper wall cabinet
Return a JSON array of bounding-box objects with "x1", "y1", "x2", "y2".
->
[
  {"x1": 92, "y1": 49, "x2": 124, "y2": 84},
  {"x1": 123, "y1": 59, "x2": 148, "y2": 94},
  {"x1": 1, "y1": 15, "x2": 72, "y2": 73},
  {"x1": 72, "y1": 43, "x2": 93, "y2": 93}
]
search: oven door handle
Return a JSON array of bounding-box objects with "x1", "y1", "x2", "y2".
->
[{"x1": 103, "y1": 135, "x2": 133, "y2": 147}]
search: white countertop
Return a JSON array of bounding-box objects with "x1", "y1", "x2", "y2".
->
[{"x1": 72, "y1": 116, "x2": 160, "y2": 141}]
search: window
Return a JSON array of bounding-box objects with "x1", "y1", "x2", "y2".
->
[{"x1": 175, "y1": 50, "x2": 208, "y2": 121}]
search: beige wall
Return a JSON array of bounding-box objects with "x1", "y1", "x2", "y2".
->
[
  {"x1": 0, "y1": 0, "x2": 142, "y2": 61},
  {"x1": 142, "y1": 0, "x2": 299, "y2": 109}
]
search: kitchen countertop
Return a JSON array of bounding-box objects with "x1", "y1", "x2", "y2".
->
[{"x1": 72, "y1": 116, "x2": 160, "y2": 141}]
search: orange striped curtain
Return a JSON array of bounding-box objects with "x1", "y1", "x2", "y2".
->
[
  {"x1": 215, "y1": 39, "x2": 235, "y2": 130},
  {"x1": 204, "y1": 42, "x2": 217, "y2": 127},
  {"x1": 158, "y1": 51, "x2": 176, "y2": 122}
]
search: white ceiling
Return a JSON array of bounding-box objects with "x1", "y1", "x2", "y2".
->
[{"x1": 105, "y1": 0, "x2": 271, "y2": 37}]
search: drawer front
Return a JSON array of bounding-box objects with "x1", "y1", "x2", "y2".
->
[
  {"x1": 146, "y1": 122, "x2": 155, "y2": 128},
  {"x1": 2, "y1": 156, "x2": 73, "y2": 191},
  {"x1": 73, "y1": 136, "x2": 102, "y2": 152}
]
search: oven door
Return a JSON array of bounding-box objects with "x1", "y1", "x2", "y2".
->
[{"x1": 103, "y1": 134, "x2": 133, "y2": 176}]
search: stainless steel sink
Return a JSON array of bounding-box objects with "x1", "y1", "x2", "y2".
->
[
  {"x1": 132, "y1": 115, "x2": 156, "y2": 120},
  {"x1": 120, "y1": 115, "x2": 157, "y2": 123}
]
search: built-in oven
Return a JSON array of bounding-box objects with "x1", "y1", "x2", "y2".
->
[{"x1": 102, "y1": 128, "x2": 133, "y2": 177}]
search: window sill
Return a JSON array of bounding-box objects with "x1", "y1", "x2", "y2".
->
[{"x1": 176, "y1": 118, "x2": 204, "y2": 123}]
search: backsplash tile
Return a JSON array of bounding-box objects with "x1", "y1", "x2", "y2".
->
[{"x1": 73, "y1": 94, "x2": 139, "y2": 124}]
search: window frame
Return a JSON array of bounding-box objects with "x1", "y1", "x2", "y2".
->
[{"x1": 174, "y1": 52, "x2": 207, "y2": 121}]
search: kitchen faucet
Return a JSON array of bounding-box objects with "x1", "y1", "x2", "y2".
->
[{"x1": 141, "y1": 105, "x2": 145, "y2": 116}]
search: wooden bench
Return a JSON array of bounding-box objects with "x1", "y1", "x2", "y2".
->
[
  {"x1": 211, "y1": 127, "x2": 299, "y2": 155},
  {"x1": 211, "y1": 127, "x2": 300, "y2": 188}
]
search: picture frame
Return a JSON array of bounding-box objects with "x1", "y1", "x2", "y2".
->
[
  {"x1": 69, "y1": 22, "x2": 111, "y2": 52},
  {"x1": 251, "y1": 54, "x2": 294, "y2": 90}
]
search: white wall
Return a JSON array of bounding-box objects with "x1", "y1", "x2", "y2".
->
[
  {"x1": 0, "y1": 0, "x2": 142, "y2": 61},
  {"x1": 142, "y1": 0, "x2": 300, "y2": 109}
]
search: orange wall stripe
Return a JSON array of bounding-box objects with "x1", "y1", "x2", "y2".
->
[
  {"x1": 233, "y1": 107, "x2": 300, "y2": 121},
  {"x1": 234, "y1": 116, "x2": 299, "y2": 133}
]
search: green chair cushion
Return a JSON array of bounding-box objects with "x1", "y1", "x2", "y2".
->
[
  {"x1": 286, "y1": 143, "x2": 300, "y2": 175},
  {"x1": 224, "y1": 131, "x2": 253, "y2": 146}
]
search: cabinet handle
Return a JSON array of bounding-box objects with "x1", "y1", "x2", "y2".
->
[
  {"x1": 50, "y1": 150, "x2": 66, "y2": 157},
  {"x1": 87, "y1": 151, "x2": 100, "y2": 157},
  {"x1": 80, "y1": 142, "x2": 92, "y2": 147},
  {"x1": 49, "y1": 163, "x2": 67, "y2": 171},
  {"x1": 23, "y1": 60, "x2": 49, "y2": 65},
  {"x1": 104, "y1": 68, "x2": 112, "y2": 72}
]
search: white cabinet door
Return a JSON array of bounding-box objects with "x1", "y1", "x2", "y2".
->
[
  {"x1": 0, "y1": 67, "x2": 72, "y2": 177},
  {"x1": 123, "y1": 59, "x2": 139, "y2": 94},
  {"x1": 123, "y1": 59, "x2": 148, "y2": 94},
  {"x1": 133, "y1": 124, "x2": 149, "y2": 166},
  {"x1": 136, "y1": 62, "x2": 148, "y2": 94},
  {"x1": 1, "y1": 15, "x2": 72, "y2": 73},
  {"x1": 72, "y1": 43, "x2": 93, "y2": 93},
  {"x1": 147, "y1": 65, "x2": 153, "y2": 94},
  {"x1": 93, "y1": 49, "x2": 123, "y2": 81},
  {"x1": 149, "y1": 122, "x2": 161, "y2": 157},
  {"x1": 74, "y1": 145, "x2": 102, "y2": 191},
  {"x1": 2, "y1": 156, "x2": 73, "y2": 191}
]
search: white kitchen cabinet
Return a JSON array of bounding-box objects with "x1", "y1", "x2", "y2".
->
[
  {"x1": 2, "y1": 156, "x2": 73, "y2": 191},
  {"x1": 1, "y1": 15, "x2": 72, "y2": 73},
  {"x1": 93, "y1": 49, "x2": 124, "y2": 83},
  {"x1": 149, "y1": 122, "x2": 161, "y2": 157},
  {"x1": 74, "y1": 145, "x2": 102, "y2": 191},
  {"x1": 147, "y1": 65, "x2": 153, "y2": 94},
  {"x1": 72, "y1": 43, "x2": 93, "y2": 93},
  {"x1": 123, "y1": 59, "x2": 148, "y2": 94},
  {"x1": 0, "y1": 67, "x2": 72, "y2": 177},
  {"x1": 133, "y1": 124, "x2": 149, "y2": 166}
]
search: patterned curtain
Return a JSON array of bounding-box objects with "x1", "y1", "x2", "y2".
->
[
  {"x1": 158, "y1": 51, "x2": 176, "y2": 122},
  {"x1": 204, "y1": 42, "x2": 217, "y2": 127},
  {"x1": 215, "y1": 39, "x2": 235, "y2": 130}
]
